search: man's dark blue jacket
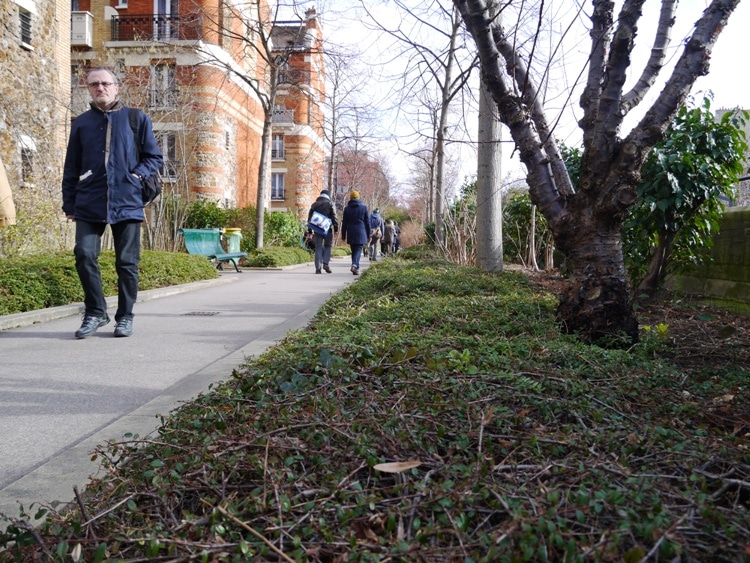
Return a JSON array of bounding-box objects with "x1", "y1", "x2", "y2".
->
[{"x1": 62, "y1": 102, "x2": 163, "y2": 224}]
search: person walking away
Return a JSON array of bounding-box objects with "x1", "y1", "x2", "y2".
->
[
  {"x1": 307, "y1": 189, "x2": 338, "y2": 274},
  {"x1": 340, "y1": 191, "x2": 370, "y2": 275},
  {"x1": 382, "y1": 219, "x2": 396, "y2": 257},
  {"x1": 62, "y1": 67, "x2": 163, "y2": 339},
  {"x1": 368, "y1": 208, "x2": 385, "y2": 261}
]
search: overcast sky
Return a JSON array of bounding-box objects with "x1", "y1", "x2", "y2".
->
[{"x1": 277, "y1": 0, "x2": 750, "y2": 191}]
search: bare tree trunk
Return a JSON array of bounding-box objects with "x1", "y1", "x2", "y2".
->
[
  {"x1": 476, "y1": 74, "x2": 503, "y2": 272},
  {"x1": 637, "y1": 234, "x2": 673, "y2": 295},
  {"x1": 556, "y1": 217, "x2": 638, "y2": 341},
  {"x1": 255, "y1": 112, "x2": 273, "y2": 249},
  {"x1": 528, "y1": 206, "x2": 539, "y2": 271},
  {"x1": 434, "y1": 8, "x2": 463, "y2": 248}
]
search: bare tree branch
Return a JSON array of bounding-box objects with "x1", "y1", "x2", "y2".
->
[{"x1": 620, "y1": 0, "x2": 677, "y2": 115}]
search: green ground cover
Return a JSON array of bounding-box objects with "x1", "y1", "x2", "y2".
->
[{"x1": 1, "y1": 257, "x2": 748, "y2": 561}]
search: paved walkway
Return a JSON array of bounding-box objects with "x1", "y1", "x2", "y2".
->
[{"x1": 0, "y1": 258, "x2": 362, "y2": 527}]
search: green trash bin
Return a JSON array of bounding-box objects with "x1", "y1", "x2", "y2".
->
[{"x1": 223, "y1": 228, "x2": 242, "y2": 253}]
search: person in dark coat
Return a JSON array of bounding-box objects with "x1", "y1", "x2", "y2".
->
[
  {"x1": 340, "y1": 190, "x2": 371, "y2": 275},
  {"x1": 62, "y1": 67, "x2": 163, "y2": 339},
  {"x1": 306, "y1": 189, "x2": 338, "y2": 274}
]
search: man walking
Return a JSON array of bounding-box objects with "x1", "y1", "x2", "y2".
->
[
  {"x1": 307, "y1": 189, "x2": 338, "y2": 274},
  {"x1": 62, "y1": 67, "x2": 163, "y2": 339},
  {"x1": 341, "y1": 191, "x2": 370, "y2": 275},
  {"x1": 368, "y1": 208, "x2": 384, "y2": 261}
]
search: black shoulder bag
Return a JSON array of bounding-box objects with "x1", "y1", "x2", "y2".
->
[{"x1": 128, "y1": 108, "x2": 162, "y2": 206}]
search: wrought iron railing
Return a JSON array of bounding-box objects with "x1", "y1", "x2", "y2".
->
[
  {"x1": 110, "y1": 14, "x2": 202, "y2": 42},
  {"x1": 271, "y1": 108, "x2": 294, "y2": 124}
]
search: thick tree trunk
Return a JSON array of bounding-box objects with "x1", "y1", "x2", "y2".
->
[{"x1": 554, "y1": 192, "x2": 639, "y2": 343}]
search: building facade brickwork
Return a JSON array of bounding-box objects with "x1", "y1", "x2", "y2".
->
[{"x1": 270, "y1": 7, "x2": 327, "y2": 220}]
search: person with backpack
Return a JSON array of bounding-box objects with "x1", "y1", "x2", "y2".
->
[
  {"x1": 306, "y1": 189, "x2": 338, "y2": 274},
  {"x1": 341, "y1": 191, "x2": 371, "y2": 275},
  {"x1": 368, "y1": 209, "x2": 385, "y2": 261},
  {"x1": 62, "y1": 67, "x2": 163, "y2": 339}
]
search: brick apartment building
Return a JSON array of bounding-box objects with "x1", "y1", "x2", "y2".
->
[
  {"x1": 269, "y1": 8, "x2": 327, "y2": 218},
  {"x1": 69, "y1": 0, "x2": 327, "y2": 214}
]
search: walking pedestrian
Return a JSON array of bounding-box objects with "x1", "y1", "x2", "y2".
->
[
  {"x1": 306, "y1": 189, "x2": 338, "y2": 274},
  {"x1": 381, "y1": 219, "x2": 396, "y2": 257},
  {"x1": 62, "y1": 67, "x2": 163, "y2": 339},
  {"x1": 368, "y1": 209, "x2": 385, "y2": 261},
  {"x1": 340, "y1": 191, "x2": 370, "y2": 275}
]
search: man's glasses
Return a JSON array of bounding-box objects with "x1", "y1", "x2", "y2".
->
[{"x1": 87, "y1": 81, "x2": 116, "y2": 89}]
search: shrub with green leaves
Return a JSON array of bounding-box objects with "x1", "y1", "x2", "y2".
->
[
  {"x1": 183, "y1": 199, "x2": 228, "y2": 229},
  {"x1": 244, "y1": 246, "x2": 312, "y2": 267},
  {"x1": 263, "y1": 210, "x2": 305, "y2": 248},
  {"x1": 503, "y1": 191, "x2": 553, "y2": 267},
  {"x1": 624, "y1": 96, "x2": 748, "y2": 293},
  {"x1": 0, "y1": 251, "x2": 217, "y2": 316}
]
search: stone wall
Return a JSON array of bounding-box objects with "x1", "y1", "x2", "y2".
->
[
  {"x1": 0, "y1": 0, "x2": 72, "y2": 257},
  {"x1": 670, "y1": 207, "x2": 750, "y2": 311}
]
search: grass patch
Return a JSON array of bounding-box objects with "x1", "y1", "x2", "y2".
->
[{"x1": 1, "y1": 258, "x2": 748, "y2": 561}]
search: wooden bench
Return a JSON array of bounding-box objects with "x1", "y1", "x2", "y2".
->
[{"x1": 179, "y1": 228, "x2": 247, "y2": 273}]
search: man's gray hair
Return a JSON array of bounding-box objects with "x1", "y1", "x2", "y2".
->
[{"x1": 87, "y1": 67, "x2": 118, "y2": 84}]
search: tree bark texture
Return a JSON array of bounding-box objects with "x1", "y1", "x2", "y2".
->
[
  {"x1": 455, "y1": 0, "x2": 740, "y2": 343},
  {"x1": 476, "y1": 78, "x2": 504, "y2": 272}
]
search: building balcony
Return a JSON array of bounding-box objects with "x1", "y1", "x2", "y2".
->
[
  {"x1": 110, "y1": 14, "x2": 203, "y2": 42},
  {"x1": 272, "y1": 108, "x2": 295, "y2": 124}
]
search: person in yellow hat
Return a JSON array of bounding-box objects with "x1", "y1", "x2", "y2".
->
[{"x1": 340, "y1": 190, "x2": 370, "y2": 275}]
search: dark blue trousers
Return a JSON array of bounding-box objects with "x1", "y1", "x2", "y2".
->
[{"x1": 74, "y1": 220, "x2": 141, "y2": 322}]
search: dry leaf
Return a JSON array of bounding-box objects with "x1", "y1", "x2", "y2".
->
[{"x1": 373, "y1": 461, "x2": 422, "y2": 473}]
